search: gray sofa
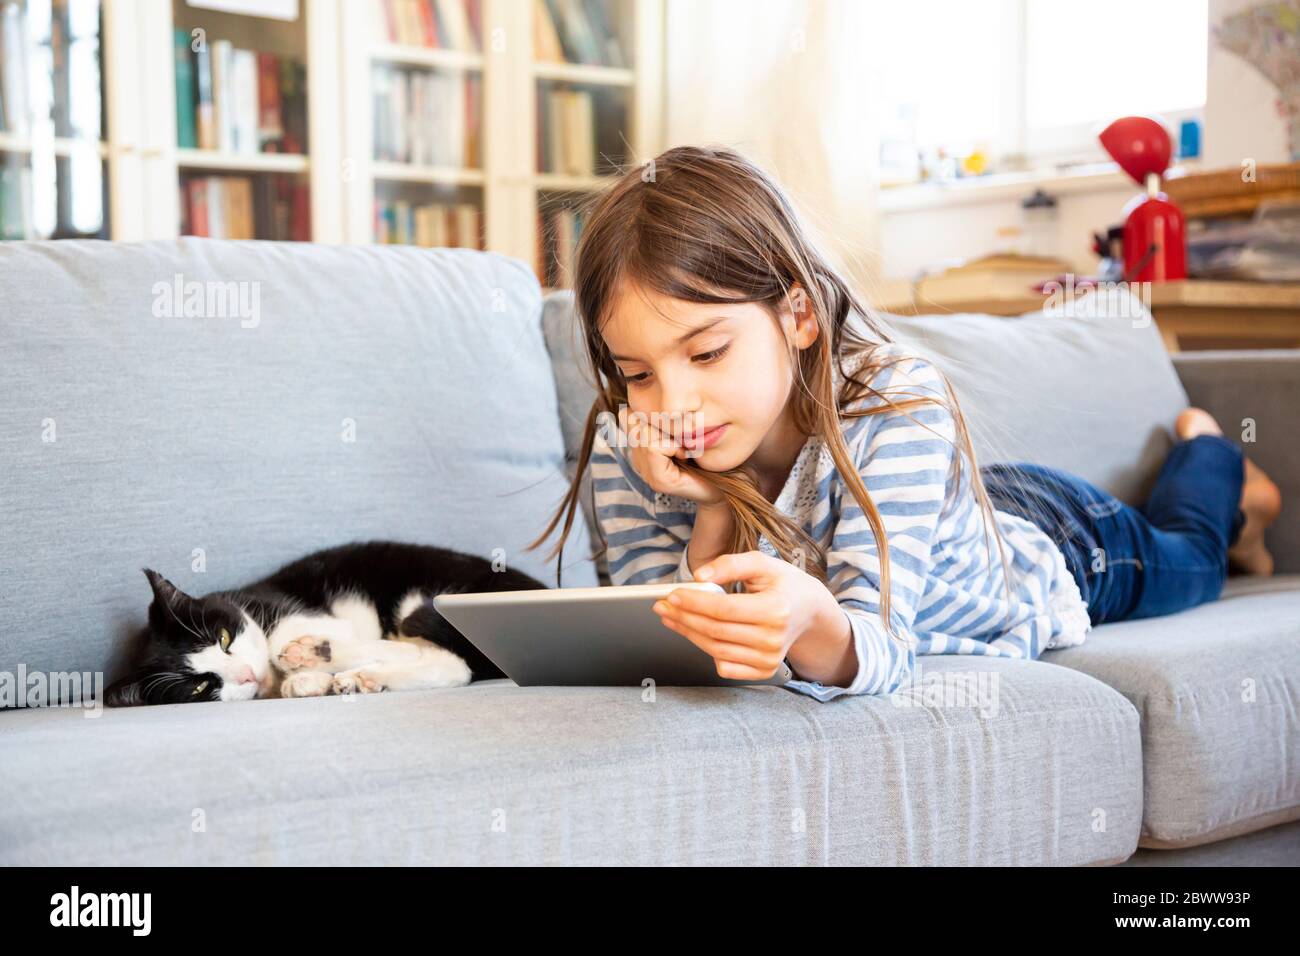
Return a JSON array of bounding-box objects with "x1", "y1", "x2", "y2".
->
[{"x1": 1, "y1": 238, "x2": 1296, "y2": 866}]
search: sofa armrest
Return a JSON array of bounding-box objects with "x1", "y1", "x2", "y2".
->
[{"x1": 1173, "y1": 350, "x2": 1300, "y2": 574}]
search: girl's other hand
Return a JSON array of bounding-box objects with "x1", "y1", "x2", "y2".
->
[
  {"x1": 618, "y1": 406, "x2": 725, "y2": 507},
  {"x1": 652, "y1": 551, "x2": 849, "y2": 682}
]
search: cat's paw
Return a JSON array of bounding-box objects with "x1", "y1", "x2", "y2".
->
[
  {"x1": 277, "y1": 634, "x2": 332, "y2": 672},
  {"x1": 332, "y1": 668, "x2": 387, "y2": 695},
  {"x1": 279, "y1": 669, "x2": 334, "y2": 699}
]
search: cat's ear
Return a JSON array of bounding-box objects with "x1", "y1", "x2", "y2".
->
[
  {"x1": 143, "y1": 568, "x2": 195, "y2": 626},
  {"x1": 143, "y1": 568, "x2": 192, "y2": 604}
]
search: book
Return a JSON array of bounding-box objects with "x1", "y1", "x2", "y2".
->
[
  {"x1": 373, "y1": 198, "x2": 481, "y2": 248},
  {"x1": 434, "y1": 0, "x2": 477, "y2": 51},
  {"x1": 256, "y1": 52, "x2": 283, "y2": 150},
  {"x1": 371, "y1": 65, "x2": 478, "y2": 168},
  {"x1": 540, "y1": 0, "x2": 621, "y2": 66},
  {"x1": 225, "y1": 176, "x2": 254, "y2": 238},
  {"x1": 177, "y1": 39, "x2": 304, "y2": 155},
  {"x1": 232, "y1": 49, "x2": 259, "y2": 154},
  {"x1": 533, "y1": 0, "x2": 565, "y2": 61},
  {"x1": 465, "y1": 0, "x2": 482, "y2": 49},
  {"x1": 564, "y1": 90, "x2": 594, "y2": 176},
  {"x1": 181, "y1": 174, "x2": 309, "y2": 240},
  {"x1": 206, "y1": 176, "x2": 226, "y2": 237},
  {"x1": 583, "y1": 0, "x2": 625, "y2": 68},
  {"x1": 417, "y1": 0, "x2": 439, "y2": 47},
  {"x1": 173, "y1": 29, "x2": 197, "y2": 149},
  {"x1": 210, "y1": 40, "x2": 234, "y2": 153},
  {"x1": 280, "y1": 59, "x2": 307, "y2": 154},
  {"x1": 558, "y1": 0, "x2": 600, "y2": 65},
  {"x1": 290, "y1": 181, "x2": 310, "y2": 240},
  {"x1": 190, "y1": 178, "x2": 210, "y2": 236},
  {"x1": 537, "y1": 88, "x2": 596, "y2": 175},
  {"x1": 943, "y1": 253, "x2": 1072, "y2": 274},
  {"x1": 381, "y1": 0, "x2": 482, "y2": 48},
  {"x1": 915, "y1": 254, "x2": 1072, "y2": 305},
  {"x1": 539, "y1": 205, "x2": 587, "y2": 286},
  {"x1": 193, "y1": 41, "x2": 216, "y2": 149}
]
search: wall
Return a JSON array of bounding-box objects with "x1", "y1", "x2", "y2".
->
[
  {"x1": 662, "y1": 0, "x2": 882, "y2": 290},
  {"x1": 1204, "y1": 0, "x2": 1295, "y2": 167},
  {"x1": 878, "y1": 176, "x2": 1136, "y2": 279}
]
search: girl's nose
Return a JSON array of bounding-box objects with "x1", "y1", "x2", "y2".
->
[{"x1": 657, "y1": 381, "x2": 701, "y2": 423}]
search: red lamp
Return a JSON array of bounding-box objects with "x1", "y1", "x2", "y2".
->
[{"x1": 1098, "y1": 116, "x2": 1186, "y2": 282}]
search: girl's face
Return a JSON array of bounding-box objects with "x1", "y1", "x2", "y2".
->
[{"x1": 601, "y1": 279, "x2": 819, "y2": 474}]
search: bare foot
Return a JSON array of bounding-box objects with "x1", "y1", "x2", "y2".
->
[
  {"x1": 1230, "y1": 458, "x2": 1282, "y2": 576},
  {"x1": 1175, "y1": 408, "x2": 1281, "y2": 576},
  {"x1": 1175, "y1": 407, "x2": 1223, "y2": 440}
]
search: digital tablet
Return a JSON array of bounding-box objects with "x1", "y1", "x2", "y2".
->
[{"x1": 433, "y1": 582, "x2": 795, "y2": 688}]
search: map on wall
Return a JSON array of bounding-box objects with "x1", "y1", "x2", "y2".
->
[{"x1": 1214, "y1": 0, "x2": 1300, "y2": 159}]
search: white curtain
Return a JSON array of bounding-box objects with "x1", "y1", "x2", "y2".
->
[{"x1": 663, "y1": 0, "x2": 883, "y2": 291}]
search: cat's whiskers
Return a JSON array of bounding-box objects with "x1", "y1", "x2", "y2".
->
[
  {"x1": 140, "y1": 671, "x2": 186, "y2": 699},
  {"x1": 162, "y1": 598, "x2": 206, "y2": 644}
]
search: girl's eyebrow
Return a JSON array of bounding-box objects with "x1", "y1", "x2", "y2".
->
[{"x1": 610, "y1": 317, "x2": 730, "y2": 362}]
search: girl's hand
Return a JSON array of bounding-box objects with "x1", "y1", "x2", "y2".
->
[
  {"x1": 617, "y1": 406, "x2": 725, "y2": 507},
  {"x1": 652, "y1": 551, "x2": 846, "y2": 681}
]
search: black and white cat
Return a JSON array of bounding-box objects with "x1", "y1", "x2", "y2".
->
[{"x1": 104, "y1": 541, "x2": 545, "y2": 706}]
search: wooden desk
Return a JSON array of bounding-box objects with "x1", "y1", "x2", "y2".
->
[{"x1": 871, "y1": 280, "x2": 1300, "y2": 352}]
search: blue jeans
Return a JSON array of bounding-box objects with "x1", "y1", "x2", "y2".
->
[{"x1": 980, "y1": 435, "x2": 1246, "y2": 625}]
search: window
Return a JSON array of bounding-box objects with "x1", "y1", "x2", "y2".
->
[{"x1": 873, "y1": 0, "x2": 1207, "y2": 183}]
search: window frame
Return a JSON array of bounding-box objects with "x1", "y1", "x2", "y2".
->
[{"x1": 904, "y1": 0, "x2": 1206, "y2": 175}]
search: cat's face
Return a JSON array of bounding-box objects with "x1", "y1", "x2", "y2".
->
[{"x1": 104, "y1": 570, "x2": 272, "y2": 706}]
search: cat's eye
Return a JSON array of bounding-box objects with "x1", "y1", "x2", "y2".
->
[
  {"x1": 192, "y1": 680, "x2": 209, "y2": 696},
  {"x1": 218, "y1": 628, "x2": 232, "y2": 653}
]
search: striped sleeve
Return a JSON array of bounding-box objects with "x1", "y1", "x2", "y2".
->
[
  {"x1": 590, "y1": 425, "x2": 697, "y2": 585},
  {"x1": 785, "y1": 353, "x2": 957, "y2": 701}
]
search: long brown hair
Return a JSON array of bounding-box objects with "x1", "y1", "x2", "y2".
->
[{"x1": 527, "y1": 145, "x2": 1007, "y2": 638}]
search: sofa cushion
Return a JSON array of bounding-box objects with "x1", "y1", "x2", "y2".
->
[
  {"x1": 0, "y1": 655, "x2": 1141, "y2": 865},
  {"x1": 880, "y1": 303, "x2": 1189, "y2": 506},
  {"x1": 541, "y1": 290, "x2": 608, "y2": 581},
  {"x1": 0, "y1": 239, "x2": 596, "y2": 690},
  {"x1": 1044, "y1": 575, "x2": 1300, "y2": 848}
]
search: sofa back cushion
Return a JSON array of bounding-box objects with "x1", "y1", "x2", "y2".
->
[
  {"x1": 882, "y1": 303, "x2": 1189, "y2": 505},
  {"x1": 542, "y1": 289, "x2": 1189, "y2": 522},
  {"x1": 1, "y1": 239, "x2": 594, "y2": 690}
]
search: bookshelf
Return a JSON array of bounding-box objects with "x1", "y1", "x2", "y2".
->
[
  {"x1": 1, "y1": 0, "x2": 663, "y2": 262},
  {"x1": 532, "y1": 0, "x2": 662, "y2": 287},
  {"x1": 347, "y1": 0, "x2": 487, "y2": 248},
  {"x1": 343, "y1": 0, "x2": 663, "y2": 279},
  {"x1": 164, "y1": 0, "x2": 338, "y2": 241}
]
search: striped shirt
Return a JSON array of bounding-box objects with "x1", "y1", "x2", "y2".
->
[{"x1": 589, "y1": 342, "x2": 1091, "y2": 702}]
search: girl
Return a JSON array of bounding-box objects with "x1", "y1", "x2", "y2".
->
[{"x1": 527, "y1": 145, "x2": 1282, "y2": 701}]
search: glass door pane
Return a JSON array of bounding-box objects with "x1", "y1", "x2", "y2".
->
[{"x1": 1, "y1": 0, "x2": 108, "y2": 239}]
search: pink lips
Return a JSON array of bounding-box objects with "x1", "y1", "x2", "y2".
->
[{"x1": 681, "y1": 424, "x2": 728, "y2": 450}]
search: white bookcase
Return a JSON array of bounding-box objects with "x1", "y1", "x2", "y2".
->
[
  {"x1": 340, "y1": 0, "x2": 664, "y2": 284},
  {"x1": 0, "y1": 0, "x2": 665, "y2": 287}
]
